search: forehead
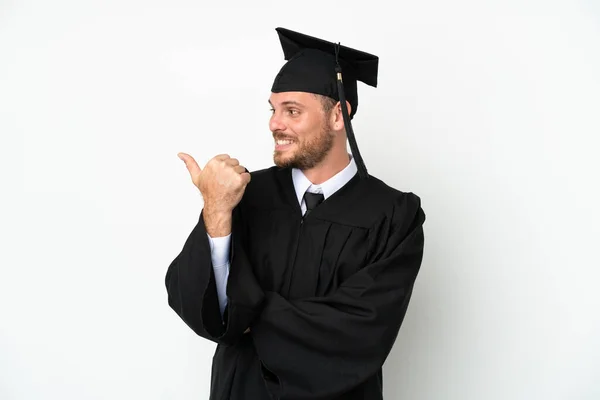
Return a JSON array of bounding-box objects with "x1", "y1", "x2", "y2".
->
[{"x1": 269, "y1": 91, "x2": 320, "y2": 107}]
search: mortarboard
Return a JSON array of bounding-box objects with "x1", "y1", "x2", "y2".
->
[{"x1": 271, "y1": 27, "x2": 379, "y2": 178}]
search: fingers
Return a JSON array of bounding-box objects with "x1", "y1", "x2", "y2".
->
[
  {"x1": 210, "y1": 154, "x2": 238, "y2": 167},
  {"x1": 233, "y1": 165, "x2": 246, "y2": 174},
  {"x1": 179, "y1": 153, "x2": 249, "y2": 185},
  {"x1": 240, "y1": 172, "x2": 251, "y2": 185},
  {"x1": 177, "y1": 152, "x2": 202, "y2": 177},
  {"x1": 225, "y1": 158, "x2": 239, "y2": 167},
  {"x1": 214, "y1": 154, "x2": 231, "y2": 161},
  {"x1": 233, "y1": 165, "x2": 251, "y2": 185}
]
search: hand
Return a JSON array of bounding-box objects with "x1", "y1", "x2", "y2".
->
[{"x1": 177, "y1": 152, "x2": 251, "y2": 214}]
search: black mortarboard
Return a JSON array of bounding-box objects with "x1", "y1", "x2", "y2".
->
[{"x1": 271, "y1": 27, "x2": 379, "y2": 178}]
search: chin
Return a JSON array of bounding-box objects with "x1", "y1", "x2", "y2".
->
[
  {"x1": 274, "y1": 154, "x2": 297, "y2": 169},
  {"x1": 273, "y1": 156, "x2": 288, "y2": 168},
  {"x1": 274, "y1": 150, "x2": 292, "y2": 165}
]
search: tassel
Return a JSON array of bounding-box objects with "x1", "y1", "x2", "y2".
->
[{"x1": 335, "y1": 43, "x2": 368, "y2": 178}]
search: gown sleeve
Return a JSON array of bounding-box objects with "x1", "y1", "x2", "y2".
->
[
  {"x1": 250, "y1": 193, "x2": 426, "y2": 399},
  {"x1": 165, "y1": 203, "x2": 265, "y2": 346}
]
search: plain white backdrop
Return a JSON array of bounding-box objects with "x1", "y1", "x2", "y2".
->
[{"x1": 2, "y1": 0, "x2": 600, "y2": 399}]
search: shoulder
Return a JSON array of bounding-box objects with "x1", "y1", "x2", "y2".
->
[
  {"x1": 359, "y1": 175, "x2": 426, "y2": 237},
  {"x1": 244, "y1": 166, "x2": 285, "y2": 193},
  {"x1": 362, "y1": 175, "x2": 423, "y2": 215},
  {"x1": 248, "y1": 165, "x2": 280, "y2": 181},
  {"x1": 360, "y1": 176, "x2": 426, "y2": 250},
  {"x1": 236, "y1": 166, "x2": 291, "y2": 211}
]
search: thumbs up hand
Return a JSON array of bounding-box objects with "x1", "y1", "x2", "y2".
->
[{"x1": 178, "y1": 152, "x2": 251, "y2": 215}]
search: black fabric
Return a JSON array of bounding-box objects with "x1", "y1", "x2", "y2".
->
[
  {"x1": 271, "y1": 27, "x2": 378, "y2": 119},
  {"x1": 165, "y1": 166, "x2": 426, "y2": 400},
  {"x1": 303, "y1": 191, "x2": 324, "y2": 218}
]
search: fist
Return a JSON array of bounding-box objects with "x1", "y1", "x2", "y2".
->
[{"x1": 178, "y1": 152, "x2": 251, "y2": 213}]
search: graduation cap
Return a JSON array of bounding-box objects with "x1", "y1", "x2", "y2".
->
[{"x1": 271, "y1": 27, "x2": 379, "y2": 178}]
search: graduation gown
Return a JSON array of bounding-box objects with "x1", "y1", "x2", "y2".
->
[{"x1": 165, "y1": 166, "x2": 426, "y2": 400}]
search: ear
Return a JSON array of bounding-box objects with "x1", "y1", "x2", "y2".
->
[{"x1": 331, "y1": 101, "x2": 352, "y2": 131}]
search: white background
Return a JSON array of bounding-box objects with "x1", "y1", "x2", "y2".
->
[{"x1": 2, "y1": 0, "x2": 600, "y2": 399}]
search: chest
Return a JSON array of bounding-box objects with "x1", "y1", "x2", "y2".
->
[{"x1": 244, "y1": 207, "x2": 371, "y2": 299}]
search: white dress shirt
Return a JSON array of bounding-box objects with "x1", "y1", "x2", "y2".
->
[{"x1": 208, "y1": 156, "x2": 358, "y2": 317}]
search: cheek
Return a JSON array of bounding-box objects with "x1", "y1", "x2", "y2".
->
[{"x1": 294, "y1": 116, "x2": 324, "y2": 138}]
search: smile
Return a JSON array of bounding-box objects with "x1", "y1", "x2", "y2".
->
[{"x1": 276, "y1": 139, "x2": 294, "y2": 145}]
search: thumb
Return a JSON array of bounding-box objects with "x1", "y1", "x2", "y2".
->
[{"x1": 177, "y1": 152, "x2": 202, "y2": 178}]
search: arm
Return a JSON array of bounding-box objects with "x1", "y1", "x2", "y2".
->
[
  {"x1": 165, "y1": 206, "x2": 264, "y2": 345},
  {"x1": 204, "y1": 208, "x2": 233, "y2": 319},
  {"x1": 250, "y1": 194, "x2": 426, "y2": 399},
  {"x1": 165, "y1": 153, "x2": 264, "y2": 345}
]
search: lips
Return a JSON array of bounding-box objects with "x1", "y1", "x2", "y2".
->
[{"x1": 274, "y1": 137, "x2": 295, "y2": 151}]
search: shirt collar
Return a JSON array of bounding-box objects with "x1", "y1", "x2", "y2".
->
[{"x1": 291, "y1": 156, "x2": 358, "y2": 206}]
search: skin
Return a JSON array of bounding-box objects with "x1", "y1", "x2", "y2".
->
[
  {"x1": 178, "y1": 91, "x2": 352, "y2": 333},
  {"x1": 269, "y1": 92, "x2": 351, "y2": 184},
  {"x1": 177, "y1": 153, "x2": 250, "y2": 237}
]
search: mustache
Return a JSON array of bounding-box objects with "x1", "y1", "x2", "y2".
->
[{"x1": 272, "y1": 132, "x2": 297, "y2": 141}]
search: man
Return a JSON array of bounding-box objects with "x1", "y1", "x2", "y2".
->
[{"x1": 165, "y1": 27, "x2": 426, "y2": 400}]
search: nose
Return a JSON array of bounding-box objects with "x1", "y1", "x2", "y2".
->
[{"x1": 269, "y1": 111, "x2": 286, "y2": 133}]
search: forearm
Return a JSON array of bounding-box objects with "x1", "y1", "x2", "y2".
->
[
  {"x1": 165, "y1": 213, "x2": 224, "y2": 341},
  {"x1": 203, "y1": 206, "x2": 233, "y2": 237}
]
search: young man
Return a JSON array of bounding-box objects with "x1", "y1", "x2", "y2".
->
[{"x1": 166, "y1": 27, "x2": 426, "y2": 400}]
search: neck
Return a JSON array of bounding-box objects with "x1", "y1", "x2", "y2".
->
[{"x1": 302, "y1": 149, "x2": 350, "y2": 184}]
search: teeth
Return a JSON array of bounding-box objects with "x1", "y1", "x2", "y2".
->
[{"x1": 276, "y1": 140, "x2": 293, "y2": 145}]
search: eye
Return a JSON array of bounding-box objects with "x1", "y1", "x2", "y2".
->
[{"x1": 287, "y1": 109, "x2": 299, "y2": 116}]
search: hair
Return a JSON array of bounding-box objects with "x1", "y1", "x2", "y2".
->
[{"x1": 313, "y1": 94, "x2": 338, "y2": 115}]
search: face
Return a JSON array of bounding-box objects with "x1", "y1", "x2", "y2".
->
[{"x1": 269, "y1": 92, "x2": 335, "y2": 170}]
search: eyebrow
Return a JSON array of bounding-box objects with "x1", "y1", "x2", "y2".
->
[{"x1": 268, "y1": 100, "x2": 305, "y2": 107}]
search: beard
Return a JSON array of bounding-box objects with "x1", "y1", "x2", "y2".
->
[{"x1": 273, "y1": 122, "x2": 335, "y2": 170}]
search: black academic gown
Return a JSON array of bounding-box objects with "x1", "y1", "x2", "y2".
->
[{"x1": 165, "y1": 166, "x2": 426, "y2": 400}]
